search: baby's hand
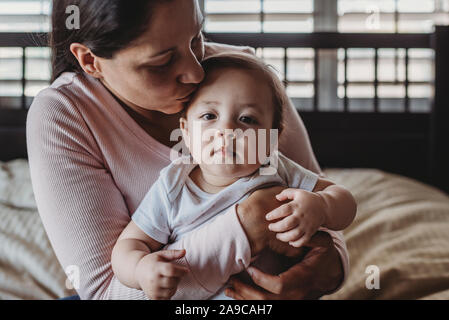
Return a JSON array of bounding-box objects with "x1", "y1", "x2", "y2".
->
[
  {"x1": 135, "y1": 249, "x2": 189, "y2": 300},
  {"x1": 265, "y1": 189, "x2": 327, "y2": 248}
]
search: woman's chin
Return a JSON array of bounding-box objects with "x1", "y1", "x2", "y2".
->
[{"x1": 158, "y1": 102, "x2": 186, "y2": 115}]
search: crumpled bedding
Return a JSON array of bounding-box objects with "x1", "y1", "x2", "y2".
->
[
  {"x1": 0, "y1": 160, "x2": 75, "y2": 299},
  {"x1": 0, "y1": 160, "x2": 448, "y2": 300},
  {"x1": 323, "y1": 168, "x2": 449, "y2": 300}
]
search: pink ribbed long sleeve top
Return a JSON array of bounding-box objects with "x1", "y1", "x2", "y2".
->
[{"x1": 26, "y1": 72, "x2": 348, "y2": 300}]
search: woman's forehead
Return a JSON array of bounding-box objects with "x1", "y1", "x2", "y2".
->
[{"x1": 127, "y1": 0, "x2": 203, "y2": 56}]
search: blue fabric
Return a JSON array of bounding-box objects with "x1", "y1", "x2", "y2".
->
[{"x1": 59, "y1": 295, "x2": 80, "y2": 300}]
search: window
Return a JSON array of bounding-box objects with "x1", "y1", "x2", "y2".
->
[
  {"x1": 0, "y1": 0, "x2": 50, "y2": 32},
  {"x1": 0, "y1": 0, "x2": 448, "y2": 111},
  {"x1": 339, "y1": 0, "x2": 449, "y2": 33},
  {"x1": 204, "y1": 0, "x2": 314, "y2": 33},
  {"x1": 204, "y1": 0, "x2": 447, "y2": 112},
  {"x1": 0, "y1": 0, "x2": 51, "y2": 108},
  {"x1": 336, "y1": 0, "x2": 447, "y2": 112}
]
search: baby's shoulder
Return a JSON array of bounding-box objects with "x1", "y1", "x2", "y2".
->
[
  {"x1": 273, "y1": 152, "x2": 318, "y2": 186},
  {"x1": 159, "y1": 155, "x2": 196, "y2": 200}
]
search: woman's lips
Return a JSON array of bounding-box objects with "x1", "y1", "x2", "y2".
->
[{"x1": 177, "y1": 90, "x2": 195, "y2": 102}]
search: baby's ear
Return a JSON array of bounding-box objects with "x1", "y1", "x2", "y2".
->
[
  {"x1": 179, "y1": 117, "x2": 187, "y2": 130},
  {"x1": 179, "y1": 117, "x2": 190, "y2": 146}
]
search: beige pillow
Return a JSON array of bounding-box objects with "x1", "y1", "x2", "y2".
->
[{"x1": 323, "y1": 169, "x2": 449, "y2": 300}]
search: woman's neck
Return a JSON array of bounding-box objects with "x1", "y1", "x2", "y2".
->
[
  {"x1": 101, "y1": 79, "x2": 178, "y2": 124},
  {"x1": 100, "y1": 79, "x2": 182, "y2": 148}
]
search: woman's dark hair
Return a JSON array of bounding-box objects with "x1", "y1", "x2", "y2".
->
[{"x1": 50, "y1": 0, "x2": 164, "y2": 82}]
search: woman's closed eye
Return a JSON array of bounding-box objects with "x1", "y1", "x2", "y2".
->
[{"x1": 145, "y1": 55, "x2": 174, "y2": 70}]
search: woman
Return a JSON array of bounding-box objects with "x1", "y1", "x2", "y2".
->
[{"x1": 27, "y1": 0, "x2": 348, "y2": 300}]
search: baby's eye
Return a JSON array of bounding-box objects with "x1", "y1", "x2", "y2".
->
[
  {"x1": 201, "y1": 113, "x2": 217, "y2": 121},
  {"x1": 240, "y1": 116, "x2": 257, "y2": 125}
]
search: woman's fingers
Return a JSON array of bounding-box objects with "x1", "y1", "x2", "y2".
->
[
  {"x1": 224, "y1": 287, "x2": 245, "y2": 300},
  {"x1": 226, "y1": 277, "x2": 273, "y2": 300},
  {"x1": 268, "y1": 214, "x2": 297, "y2": 233},
  {"x1": 266, "y1": 203, "x2": 292, "y2": 221},
  {"x1": 246, "y1": 267, "x2": 285, "y2": 295}
]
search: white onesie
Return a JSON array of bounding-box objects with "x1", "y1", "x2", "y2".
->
[{"x1": 132, "y1": 151, "x2": 319, "y2": 299}]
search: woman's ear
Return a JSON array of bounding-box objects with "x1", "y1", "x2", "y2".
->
[
  {"x1": 180, "y1": 117, "x2": 190, "y2": 147},
  {"x1": 70, "y1": 43, "x2": 103, "y2": 78}
]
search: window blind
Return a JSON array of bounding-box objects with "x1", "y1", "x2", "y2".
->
[
  {"x1": 0, "y1": 0, "x2": 448, "y2": 111},
  {"x1": 0, "y1": 0, "x2": 50, "y2": 107}
]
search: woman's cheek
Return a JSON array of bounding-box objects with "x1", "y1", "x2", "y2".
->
[{"x1": 141, "y1": 70, "x2": 178, "y2": 94}]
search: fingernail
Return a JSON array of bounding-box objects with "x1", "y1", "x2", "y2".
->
[
  {"x1": 247, "y1": 267, "x2": 254, "y2": 276},
  {"x1": 265, "y1": 214, "x2": 271, "y2": 220}
]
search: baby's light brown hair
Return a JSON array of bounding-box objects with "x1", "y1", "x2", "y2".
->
[{"x1": 186, "y1": 52, "x2": 288, "y2": 135}]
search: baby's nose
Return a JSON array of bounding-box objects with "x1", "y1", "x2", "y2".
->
[{"x1": 215, "y1": 130, "x2": 236, "y2": 140}]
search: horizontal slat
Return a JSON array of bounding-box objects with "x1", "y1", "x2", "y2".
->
[
  {"x1": 0, "y1": 32, "x2": 433, "y2": 49},
  {"x1": 206, "y1": 32, "x2": 432, "y2": 48},
  {"x1": 207, "y1": 12, "x2": 312, "y2": 21},
  {"x1": 0, "y1": 32, "x2": 47, "y2": 47},
  {"x1": 0, "y1": 14, "x2": 48, "y2": 22}
]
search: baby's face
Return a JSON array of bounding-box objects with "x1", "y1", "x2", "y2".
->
[{"x1": 180, "y1": 67, "x2": 276, "y2": 179}]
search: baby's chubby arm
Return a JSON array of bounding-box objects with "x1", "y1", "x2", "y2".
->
[
  {"x1": 266, "y1": 178, "x2": 357, "y2": 248},
  {"x1": 313, "y1": 178, "x2": 357, "y2": 230},
  {"x1": 111, "y1": 221, "x2": 189, "y2": 300}
]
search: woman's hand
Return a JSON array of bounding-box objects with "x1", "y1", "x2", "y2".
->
[
  {"x1": 232, "y1": 186, "x2": 344, "y2": 299},
  {"x1": 135, "y1": 249, "x2": 189, "y2": 300},
  {"x1": 225, "y1": 231, "x2": 343, "y2": 299}
]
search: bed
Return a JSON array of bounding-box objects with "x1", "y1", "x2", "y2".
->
[{"x1": 0, "y1": 27, "x2": 449, "y2": 300}]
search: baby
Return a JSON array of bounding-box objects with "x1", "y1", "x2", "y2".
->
[{"x1": 111, "y1": 52, "x2": 357, "y2": 300}]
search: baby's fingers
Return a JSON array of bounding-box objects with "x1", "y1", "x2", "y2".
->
[
  {"x1": 266, "y1": 203, "x2": 293, "y2": 221},
  {"x1": 275, "y1": 228, "x2": 305, "y2": 243},
  {"x1": 275, "y1": 188, "x2": 297, "y2": 202},
  {"x1": 153, "y1": 287, "x2": 178, "y2": 300},
  {"x1": 268, "y1": 215, "x2": 298, "y2": 233},
  {"x1": 159, "y1": 262, "x2": 189, "y2": 278},
  {"x1": 160, "y1": 276, "x2": 182, "y2": 289},
  {"x1": 289, "y1": 234, "x2": 312, "y2": 248}
]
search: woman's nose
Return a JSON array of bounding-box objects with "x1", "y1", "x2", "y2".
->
[{"x1": 177, "y1": 51, "x2": 205, "y2": 84}]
